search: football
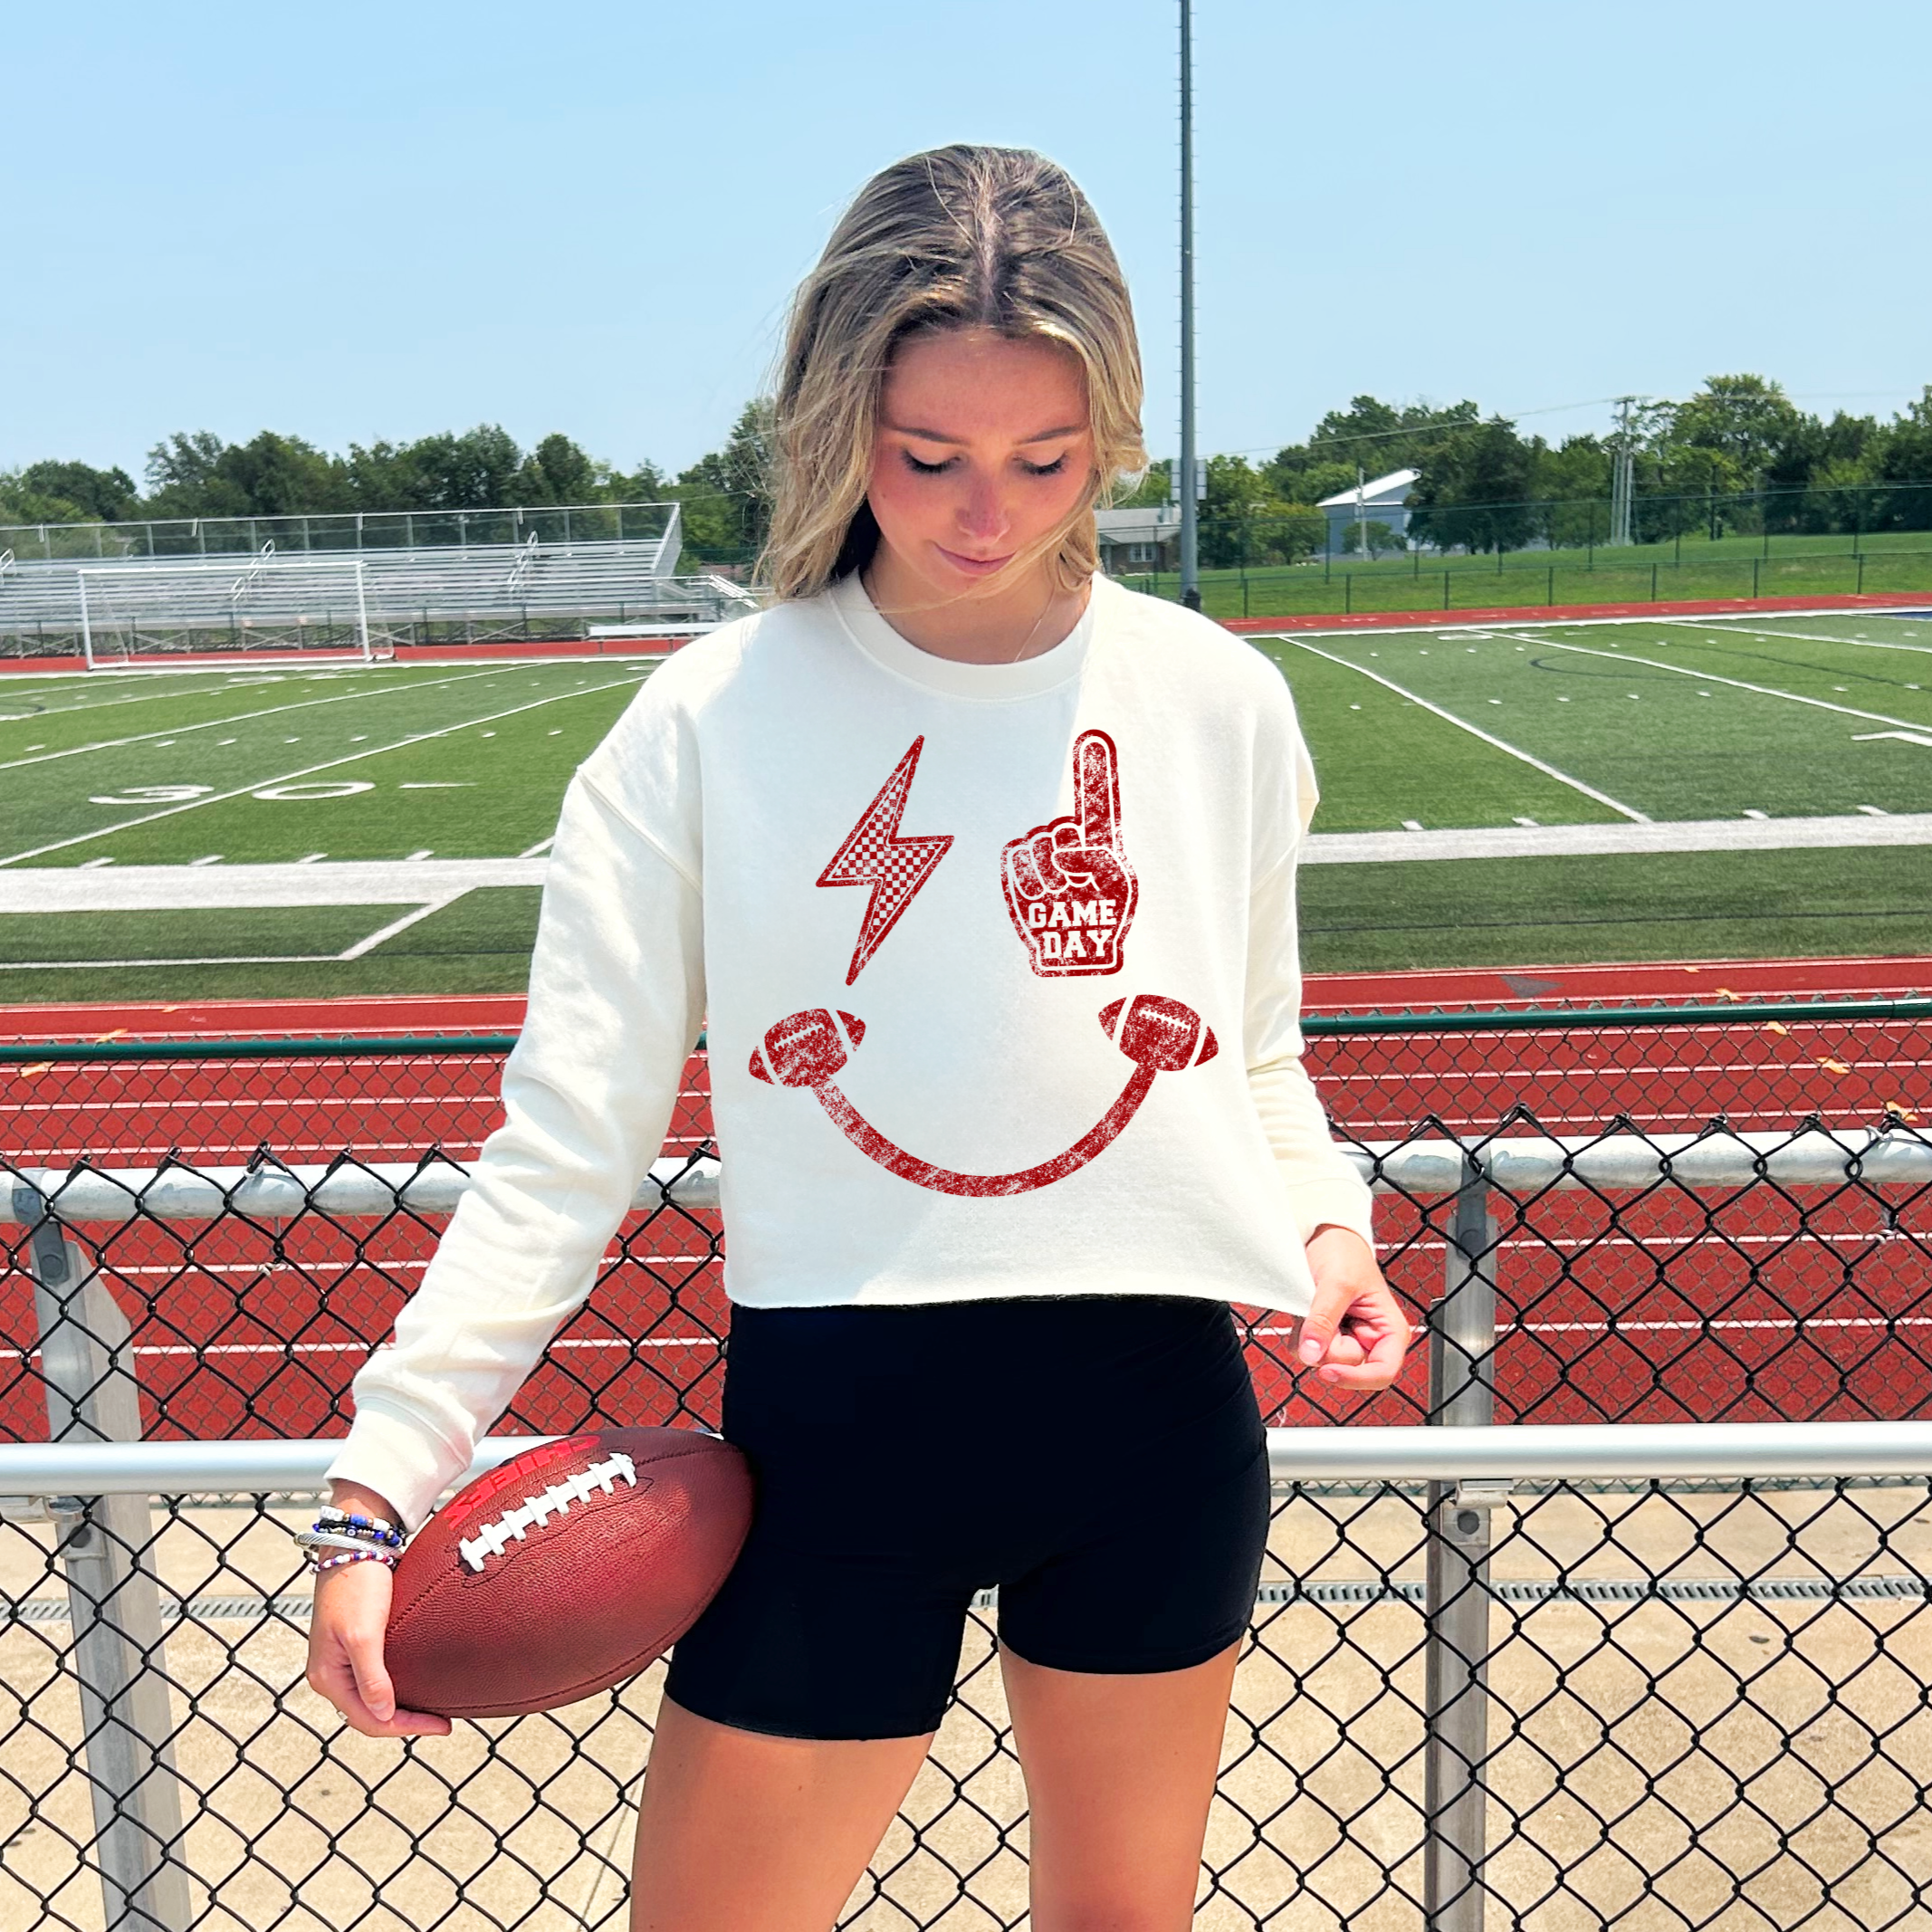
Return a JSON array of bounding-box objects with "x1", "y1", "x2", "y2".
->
[{"x1": 384, "y1": 1427, "x2": 753, "y2": 1718}]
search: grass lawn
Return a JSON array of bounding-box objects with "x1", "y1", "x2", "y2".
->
[
  {"x1": 1266, "y1": 615, "x2": 1932, "y2": 827},
  {"x1": 1135, "y1": 528, "x2": 1932, "y2": 623}
]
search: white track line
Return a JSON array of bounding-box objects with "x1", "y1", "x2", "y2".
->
[
  {"x1": 1283, "y1": 636, "x2": 1650, "y2": 822},
  {"x1": 1511, "y1": 635, "x2": 1932, "y2": 732},
  {"x1": 0, "y1": 676, "x2": 639, "y2": 867},
  {"x1": 0, "y1": 665, "x2": 544, "y2": 774}
]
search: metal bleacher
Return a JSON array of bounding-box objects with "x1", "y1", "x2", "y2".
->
[{"x1": 0, "y1": 502, "x2": 763, "y2": 658}]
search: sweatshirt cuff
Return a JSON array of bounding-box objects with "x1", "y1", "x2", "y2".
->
[
  {"x1": 324, "y1": 1401, "x2": 469, "y2": 1535},
  {"x1": 1280, "y1": 1171, "x2": 1376, "y2": 1248}
]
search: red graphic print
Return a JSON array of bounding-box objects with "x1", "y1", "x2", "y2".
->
[
  {"x1": 817, "y1": 736, "x2": 954, "y2": 986},
  {"x1": 748, "y1": 994, "x2": 1216, "y2": 1196},
  {"x1": 1000, "y1": 730, "x2": 1136, "y2": 976}
]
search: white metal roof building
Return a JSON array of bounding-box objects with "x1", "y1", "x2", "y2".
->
[{"x1": 1316, "y1": 468, "x2": 1421, "y2": 553}]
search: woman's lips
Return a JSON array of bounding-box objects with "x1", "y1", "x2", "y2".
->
[{"x1": 934, "y1": 544, "x2": 1014, "y2": 578}]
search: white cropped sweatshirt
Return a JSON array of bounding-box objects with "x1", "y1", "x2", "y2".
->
[{"x1": 330, "y1": 571, "x2": 1375, "y2": 1526}]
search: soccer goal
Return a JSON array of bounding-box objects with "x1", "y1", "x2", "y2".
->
[{"x1": 76, "y1": 546, "x2": 391, "y2": 668}]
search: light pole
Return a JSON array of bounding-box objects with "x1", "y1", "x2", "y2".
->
[{"x1": 1178, "y1": 0, "x2": 1200, "y2": 609}]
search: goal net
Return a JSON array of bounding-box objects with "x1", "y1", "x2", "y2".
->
[{"x1": 77, "y1": 548, "x2": 389, "y2": 668}]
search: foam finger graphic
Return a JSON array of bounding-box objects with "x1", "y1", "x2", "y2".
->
[
  {"x1": 998, "y1": 726, "x2": 1137, "y2": 977},
  {"x1": 1075, "y1": 728, "x2": 1121, "y2": 850}
]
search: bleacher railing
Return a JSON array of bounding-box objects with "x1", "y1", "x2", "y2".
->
[
  {"x1": 0, "y1": 502, "x2": 680, "y2": 565},
  {"x1": 3, "y1": 999, "x2": 1930, "y2": 1929}
]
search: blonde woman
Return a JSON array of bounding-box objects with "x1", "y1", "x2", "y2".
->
[{"x1": 309, "y1": 145, "x2": 1411, "y2": 1932}]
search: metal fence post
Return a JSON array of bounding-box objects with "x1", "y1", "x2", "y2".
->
[
  {"x1": 16, "y1": 1186, "x2": 193, "y2": 1932},
  {"x1": 1423, "y1": 1161, "x2": 1500, "y2": 1932}
]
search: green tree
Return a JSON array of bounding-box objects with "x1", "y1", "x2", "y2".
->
[
  {"x1": 1530, "y1": 435, "x2": 1610, "y2": 547},
  {"x1": 19, "y1": 460, "x2": 138, "y2": 521},
  {"x1": 1867, "y1": 387, "x2": 1932, "y2": 531},
  {"x1": 673, "y1": 399, "x2": 775, "y2": 564},
  {"x1": 1111, "y1": 458, "x2": 1171, "y2": 508},
  {"x1": 512, "y1": 433, "x2": 599, "y2": 505},
  {"x1": 143, "y1": 430, "x2": 345, "y2": 518},
  {"x1": 1408, "y1": 417, "x2": 1535, "y2": 553},
  {"x1": 1261, "y1": 397, "x2": 1478, "y2": 528},
  {"x1": 1669, "y1": 374, "x2": 1803, "y2": 473}
]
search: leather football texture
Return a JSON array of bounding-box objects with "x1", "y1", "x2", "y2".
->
[{"x1": 385, "y1": 1427, "x2": 753, "y2": 1718}]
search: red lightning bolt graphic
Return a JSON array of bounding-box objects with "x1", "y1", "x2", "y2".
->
[{"x1": 816, "y1": 736, "x2": 954, "y2": 986}]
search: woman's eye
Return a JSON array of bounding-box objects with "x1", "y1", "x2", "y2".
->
[
  {"x1": 1020, "y1": 456, "x2": 1068, "y2": 478},
  {"x1": 901, "y1": 451, "x2": 954, "y2": 476}
]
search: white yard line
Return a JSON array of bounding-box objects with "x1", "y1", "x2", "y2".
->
[
  {"x1": 1300, "y1": 812, "x2": 1932, "y2": 864},
  {"x1": 1667, "y1": 620, "x2": 1932, "y2": 659},
  {"x1": 0, "y1": 952, "x2": 347, "y2": 971},
  {"x1": 337, "y1": 898, "x2": 464, "y2": 959},
  {"x1": 0, "y1": 665, "x2": 528, "y2": 774},
  {"x1": 1283, "y1": 636, "x2": 1651, "y2": 822},
  {"x1": 0, "y1": 676, "x2": 639, "y2": 868},
  {"x1": 0, "y1": 858, "x2": 547, "y2": 910},
  {"x1": 0, "y1": 674, "x2": 330, "y2": 722},
  {"x1": 1512, "y1": 635, "x2": 1932, "y2": 731}
]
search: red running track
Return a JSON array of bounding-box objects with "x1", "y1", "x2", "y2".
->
[{"x1": 3, "y1": 961, "x2": 1928, "y2": 1445}]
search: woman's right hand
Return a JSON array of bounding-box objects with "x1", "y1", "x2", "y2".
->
[{"x1": 304, "y1": 1487, "x2": 452, "y2": 1738}]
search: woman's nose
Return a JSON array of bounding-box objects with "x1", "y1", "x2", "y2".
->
[{"x1": 956, "y1": 480, "x2": 1009, "y2": 541}]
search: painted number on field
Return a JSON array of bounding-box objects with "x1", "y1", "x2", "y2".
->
[
  {"x1": 251, "y1": 780, "x2": 377, "y2": 801},
  {"x1": 89, "y1": 784, "x2": 216, "y2": 805}
]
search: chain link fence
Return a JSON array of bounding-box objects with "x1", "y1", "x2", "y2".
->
[{"x1": 4, "y1": 999, "x2": 1931, "y2": 1928}]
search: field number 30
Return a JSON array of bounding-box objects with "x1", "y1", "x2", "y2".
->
[
  {"x1": 88, "y1": 785, "x2": 216, "y2": 805},
  {"x1": 89, "y1": 780, "x2": 378, "y2": 805}
]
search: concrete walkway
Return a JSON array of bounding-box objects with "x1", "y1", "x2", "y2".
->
[{"x1": 3, "y1": 814, "x2": 1927, "y2": 914}]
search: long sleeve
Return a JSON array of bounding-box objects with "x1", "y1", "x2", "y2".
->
[
  {"x1": 326, "y1": 768, "x2": 706, "y2": 1529},
  {"x1": 1242, "y1": 702, "x2": 1376, "y2": 1250}
]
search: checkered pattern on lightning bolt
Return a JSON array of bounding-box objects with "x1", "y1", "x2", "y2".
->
[{"x1": 815, "y1": 735, "x2": 954, "y2": 985}]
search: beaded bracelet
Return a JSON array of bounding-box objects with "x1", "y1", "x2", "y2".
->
[
  {"x1": 317, "y1": 1506, "x2": 403, "y2": 1543},
  {"x1": 294, "y1": 1528, "x2": 404, "y2": 1559},
  {"x1": 312, "y1": 1548, "x2": 398, "y2": 1574}
]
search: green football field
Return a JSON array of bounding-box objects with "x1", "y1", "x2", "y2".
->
[{"x1": 2, "y1": 607, "x2": 1929, "y2": 1002}]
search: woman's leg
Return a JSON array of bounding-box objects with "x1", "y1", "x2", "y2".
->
[
  {"x1": 1002, "y1": 1641, "x2": 1239, "y2": 1932},
  {"x1": 628, "y1": 1695, "x2": 932, "y2": 1932}
]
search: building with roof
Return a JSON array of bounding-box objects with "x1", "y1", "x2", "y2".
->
[
  {"x1": 1094, "y1": 504, "x2": 1181, "y2": 573},
  {"x1": 1315, "y1": 468, "x2": 1420, "y2": 554}
]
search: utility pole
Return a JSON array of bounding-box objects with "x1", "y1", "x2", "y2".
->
[
  {"x1": 1609, "y1": 395, "x2": 1638, "y2": 547},
  {"x1": 1356, "y1": 465, "x2": 1369, "y2": 560},
  {"x1": 1178, "y1": 0, "x2": 1200, "y2": 609}
]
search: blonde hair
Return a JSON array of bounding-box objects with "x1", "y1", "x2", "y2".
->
[{"x1": 761, "y1": 145, "x2": 1146, "y2": 603}]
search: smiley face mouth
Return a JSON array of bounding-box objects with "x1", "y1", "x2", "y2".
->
[{"x1": 749, "y1": 995, "x2": 1217, "y2": 1197}]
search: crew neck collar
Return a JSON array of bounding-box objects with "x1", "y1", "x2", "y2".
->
[{"x1": 827, "y1": 569, "x2": 1103, "y2": 702}]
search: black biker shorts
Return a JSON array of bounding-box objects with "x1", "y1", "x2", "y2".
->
[{"x1": 664, "y1": 1294, "x2": 1269, "y2": 1741}]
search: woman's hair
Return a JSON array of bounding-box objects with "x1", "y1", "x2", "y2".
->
[{"x1": 760, "y1": 144, "x2": 1146, "y2": 602}]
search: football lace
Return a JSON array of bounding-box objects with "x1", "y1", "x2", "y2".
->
[{"x1": 458, "y1": 1451, "x2": 639, "y2": 1572}]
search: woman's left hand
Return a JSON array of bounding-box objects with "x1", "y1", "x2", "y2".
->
[{"x1": 1293, "y1": 1226, "x2": 1413, "y2": 1391}]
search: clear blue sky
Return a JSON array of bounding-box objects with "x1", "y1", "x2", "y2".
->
[{"x1": 6, "y1": 1, "x2": 1927, "y2": 486}]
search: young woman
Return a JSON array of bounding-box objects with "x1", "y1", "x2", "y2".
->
[{"x1": 308, "y1": 144, "x2": 1411, "y2": 1932}]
